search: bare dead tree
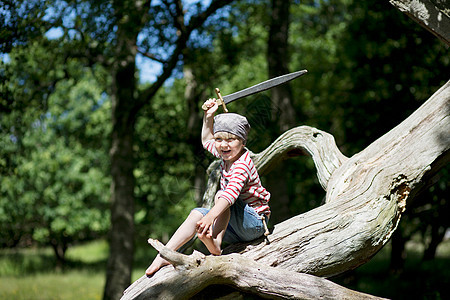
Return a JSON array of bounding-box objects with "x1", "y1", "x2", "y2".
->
[
  {"x1": 122, "y1": 78, "x2": 449, "y2": 299},
  {"x1": 121, "y1": 1, "x2": 450, "y2": 298}
]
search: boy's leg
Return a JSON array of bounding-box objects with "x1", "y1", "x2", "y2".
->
[
  {"x1": 146, "y1": 209, "x2": 204, "y2": 276},
  {"x1": 197, "y1": 191, "x2": 230, "y2": 255},
  {"x1": 222, "y1": 198, "x2": 265, "y2": 244}
]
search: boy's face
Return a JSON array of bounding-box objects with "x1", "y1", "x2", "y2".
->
[{"x1": 214, "y1": 132, "x2": 245, "y2": 163}]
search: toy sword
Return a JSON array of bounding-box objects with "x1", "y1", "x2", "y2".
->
[{"x1": 202, "y1": 69, "x2": 308, "y2": 112}]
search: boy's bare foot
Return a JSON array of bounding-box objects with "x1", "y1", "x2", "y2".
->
[
  {"x1": 145, "y1": 254, "x2": 170, "y2": 277},
  {"x1": 197, "y1": 233, "x2": 222, "y2": 256}
]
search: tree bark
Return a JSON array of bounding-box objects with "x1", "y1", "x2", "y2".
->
[
  {"x1": 103, "y1": 22, "x2": 139, "y2": 300},
  {"x1": 268, "y1": 0, "x2": 296, "y2": 132},
  {"x1": 121, "y1": 80, "x2": 449, "y2": 299}
]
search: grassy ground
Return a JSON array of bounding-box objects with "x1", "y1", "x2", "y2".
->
[
  {"x1": 0, "y1": 238, "x2": 449, "y2": 299},
  {"x1": 0, "y1": 240, "x2": 108, "y2": 300},
  {"x1": 0, "y1": 240, "x2": 151, "y2": 300}
]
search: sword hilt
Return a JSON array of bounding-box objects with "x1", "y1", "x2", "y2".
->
[
  {"x1": 215, "y1": 88, "x2": 228, "y2": 113},
  {"x1": 201, "y1": 88, "x2": 229, "y2": 113}
]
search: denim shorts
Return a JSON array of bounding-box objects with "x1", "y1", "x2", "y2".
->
[{"x1": 193, "y1": 198, "x2": 265, "y2": 244}]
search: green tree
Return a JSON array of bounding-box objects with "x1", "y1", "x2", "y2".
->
[{"x1": 0, "y1": 41, "x2": 111, "y2": 265}]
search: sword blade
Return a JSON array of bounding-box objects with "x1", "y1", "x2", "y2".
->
[{"x1": 222, "y1": 70, "x2": 307, "y2": 104}]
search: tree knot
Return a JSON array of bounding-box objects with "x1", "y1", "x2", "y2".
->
[{"x1": 391, "y1": 174, "x2": 411, "y2": 213}]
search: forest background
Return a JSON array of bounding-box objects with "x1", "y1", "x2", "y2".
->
[{"x1": 0, "y1": 0, "x2": 449, "y2": 299}]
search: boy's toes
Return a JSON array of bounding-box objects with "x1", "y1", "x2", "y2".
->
[{"x1": 145, "y1": 256, "x2": 171, "y2": 277}]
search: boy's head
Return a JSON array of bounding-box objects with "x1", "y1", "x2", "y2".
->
[{"x1": 213, "y1": 113, "x2": 251, "y2": 144}]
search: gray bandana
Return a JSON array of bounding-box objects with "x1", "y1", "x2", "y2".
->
[{"x1": 213, "y1": 113, "x2": 251, "y2": 142}]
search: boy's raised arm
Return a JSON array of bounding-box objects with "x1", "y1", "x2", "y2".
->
[{"x1": 201, "y1": 98, "x2": 218, "y2": 145}]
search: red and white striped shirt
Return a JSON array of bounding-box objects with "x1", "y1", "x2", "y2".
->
[{"x1": 204, "y1": 139, "x2": 271, "y2": 216}]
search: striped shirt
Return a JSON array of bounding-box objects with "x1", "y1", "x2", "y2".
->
[{"x1": 203, "y1": 139, "x2": 271, "y2": 216}]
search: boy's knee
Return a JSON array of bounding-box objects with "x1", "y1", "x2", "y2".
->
[
  {"x1": 190, "y1": 210, "x2": 202, "y2": 217},
  {"x1": 190, "y1": 208, "x2": 207, "y2": 218}
]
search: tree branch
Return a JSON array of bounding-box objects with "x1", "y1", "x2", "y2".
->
[
  {"x1": 135, "y1": 47, "x2": 167, "y2": 64},
  {"x1": 253, "y1": 126, "x2": 348, "y2": 189},
  {"x1": 389, "y1": 0, "x2": 450, "y2": 46},
  {"x1": 123, "y1": 239, "x2": 387, "y2": 300},
  {"x1": 136, "y1": 0, "x2": 231, "y2": 112}
]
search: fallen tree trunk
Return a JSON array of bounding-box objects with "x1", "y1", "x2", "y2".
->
[{"x1": 122, "y1": 81, "x2": 449, "y2": 299}]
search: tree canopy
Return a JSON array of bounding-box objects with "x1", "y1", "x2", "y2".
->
[{"x1": 1, "y1": 0, "x2": 448, "y2": 299}]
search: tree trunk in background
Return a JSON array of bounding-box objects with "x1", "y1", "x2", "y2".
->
[
  {"x1": 184, "y1": 67, "x2": 208, "y2": 205},
  {"x1": 266, "y1": 0, "x2": 295, "y2": 223},
  {"x1": 268, "y1": 0, "x2": 296, "y2": 132},
  {"x1": 103, "y1": 17, "x2": 139, "y2": 300},
  {"x1": 423, "y1": 224, "x2": 446, "y2": 261},
  {"x1": 423, "y1": 172, "x2": 449, "y2": 261},
  {"x1": 389, "y1": 227, "x2": 407, "y2": 274},
  {"x1": 105, "y1": 116, "x2": 136, "y2": 300}
]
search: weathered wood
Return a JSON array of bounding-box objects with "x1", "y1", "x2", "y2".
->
[
  {"x1": 389, "y1": 0, "x2": 450, "y2": 46},
  {"x1": 123, "y1": 239, "x2": 387, "y2": 300},
  {"x1": 253, "y1": 126, "x2": 348, "y2": 189},
  {"x1": 122, "y1": 81, "x2": 449, "y2": 299}
]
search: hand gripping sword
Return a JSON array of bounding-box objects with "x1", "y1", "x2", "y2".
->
[{"x1": 202, "y1": 69, "x2": 307, "y2": 112}]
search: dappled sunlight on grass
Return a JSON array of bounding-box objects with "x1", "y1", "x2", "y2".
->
[
  {"x1": 66, "y1": 239, "x2": 109, "y2": 263},
  {"x1": 0, "y1": 240, "x2": 109, "y2": 300},
  {"x1": 0, "y1": 271, "x2": 105, "y2": 300}
]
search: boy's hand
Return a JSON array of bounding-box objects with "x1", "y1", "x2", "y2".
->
[
  {"x1": 196, "y1": 215, "x2": 215, "y2": 237},
  {"x1": 202, "y1": 98, "x2": 219, "y2": 116}
]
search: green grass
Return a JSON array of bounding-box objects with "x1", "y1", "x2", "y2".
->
[
  {"x1": 0, "y1": 271, "x2": 105, "y2": 300},
  {"x1": 0, "y1": 239, "x2": 155, "y2": 300},
  {"x1": 0, "y1": 240, "x2": 109, "y2": 300},
  {"x1": 1, "y1": 238, "x2": 449, "y2": 299}
]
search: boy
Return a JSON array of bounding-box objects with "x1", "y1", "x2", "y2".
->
[{"x1": 145, "y1": 98, "x2": 270, "y2": 277}]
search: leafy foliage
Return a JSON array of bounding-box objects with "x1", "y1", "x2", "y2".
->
[
  {"x1": 133, "y1": 85, "x2": 198, "y2": 244},
  {"x1": 0, "y1": 41, "x2": 111, "y2": 262}
]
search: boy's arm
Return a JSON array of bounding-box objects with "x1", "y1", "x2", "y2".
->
[{"x1": 201, "y1": 98, "x2": 219, "y2": 145}]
